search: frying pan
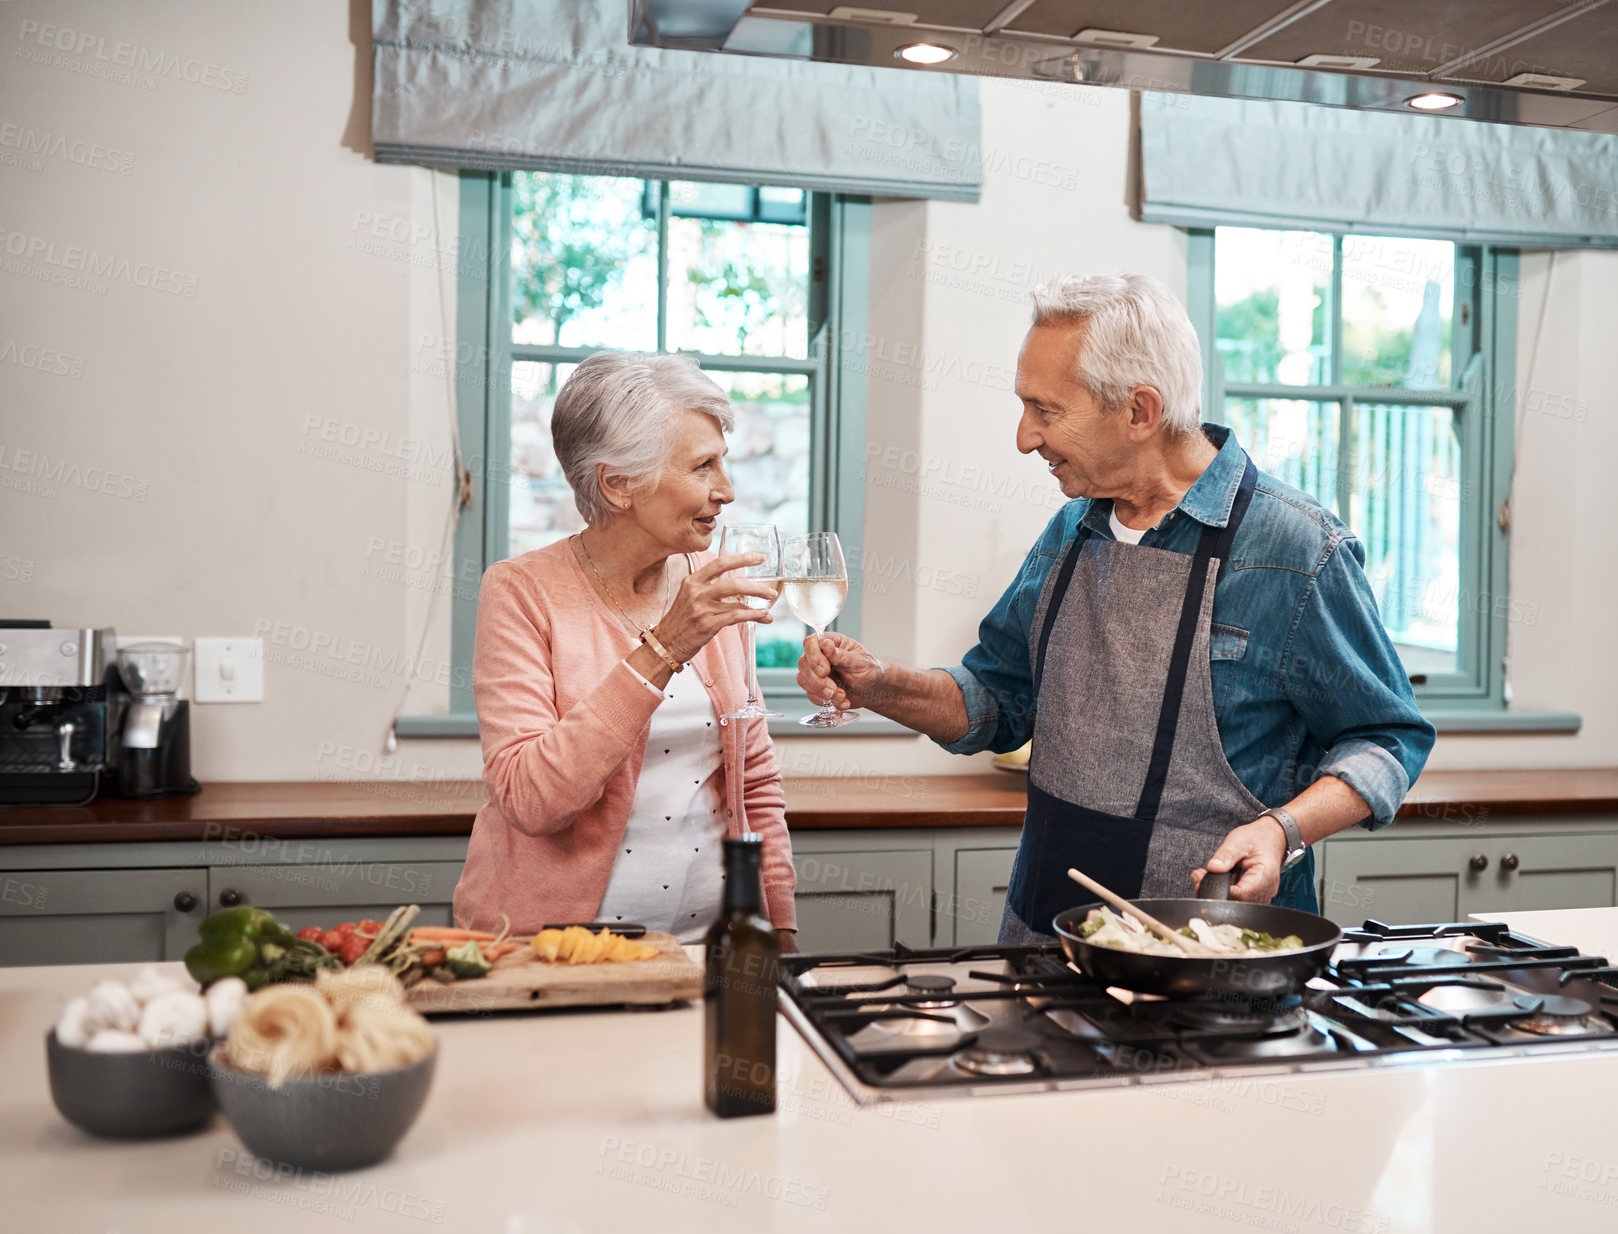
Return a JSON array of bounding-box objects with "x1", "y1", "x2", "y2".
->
[{"x1": 1051, "y1": 872, "x2": 1342, "y2": 1000}]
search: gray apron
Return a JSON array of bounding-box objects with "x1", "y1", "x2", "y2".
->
[{"x1": 1003, "y1": 458, "x2": 1265, "y2": 939}]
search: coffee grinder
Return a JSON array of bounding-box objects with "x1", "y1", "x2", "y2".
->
[{"x1": 114, "y1": 641, "x2": 201, "y2": 798}]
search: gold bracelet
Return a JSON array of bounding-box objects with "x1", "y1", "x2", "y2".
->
[{"x1": 639, "y1": 627, "x2": 684, "y2": 673}]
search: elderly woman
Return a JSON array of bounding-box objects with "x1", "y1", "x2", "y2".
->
[{"x1": 454, "y1": 351, "x2": 797, "y2": 948}]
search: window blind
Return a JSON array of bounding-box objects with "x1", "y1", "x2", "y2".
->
[
  {"x1": 371, "y1": 0, "x2": 982, "y2": 202},
  {"x1": 1135, "y1": 92, "x2": 1618, "y2": 248}
]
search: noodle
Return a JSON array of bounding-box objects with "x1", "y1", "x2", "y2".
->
[
  {"x1": 223, "y1": 985, "x2": 338, "y2": 1089},
  {"x1": 317, "y1": 964, "x2": 408, "y2": 1012},
  {"x1": 334, "y1": 1002, "x2": 437, "y2": 1074},
  {"x1": 223, "y1": 968, "x2": 435, "y2": 1087}
]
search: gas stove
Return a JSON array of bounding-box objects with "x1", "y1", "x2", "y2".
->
[{"x1": 779, "y1": 920, "x2": 1618, "y2": 1104}]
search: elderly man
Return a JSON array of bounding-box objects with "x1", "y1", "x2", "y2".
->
[{"x1": 799, "y1": 273, "x2": 1435, "y2": 941}]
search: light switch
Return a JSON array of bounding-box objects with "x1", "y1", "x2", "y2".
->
[{"x1": 195, "y1": 637, "x2": 263, "y2": 703}]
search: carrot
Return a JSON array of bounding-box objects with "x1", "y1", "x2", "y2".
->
[
  {"x1": 408, "y1": 927, "x2": 498, "y2": 942},
  {"x1": 483, "y1": 941, "x2": 523, "y2": 961}
]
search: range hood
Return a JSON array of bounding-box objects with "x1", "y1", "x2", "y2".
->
[{"x1": 628, "y1": 0, "x2": 1618, "y2": 136}]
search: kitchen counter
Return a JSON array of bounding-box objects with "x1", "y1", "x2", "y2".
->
[
  {"x1": 7, "y1": 908, "x2": 1618, "y2": 1232},
  {"x1": 1, "y1": 767, "x2": 1615, "y2": 845}
]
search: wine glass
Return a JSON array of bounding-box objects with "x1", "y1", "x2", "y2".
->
[
  {"x1": 783, "y1": 532, "x2": 858, "y2": 728},
  {"x1": 719, "y1": 523, "x2": 782, "y2": 720}
]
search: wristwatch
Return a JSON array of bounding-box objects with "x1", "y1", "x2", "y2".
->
[{"x1": 1261, "y1": 806, "x2": 1308, "y2": 871}]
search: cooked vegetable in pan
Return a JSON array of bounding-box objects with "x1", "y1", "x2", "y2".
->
[{"x1": 1075, "y1": 907, "x2": 1305, "y2": 956}]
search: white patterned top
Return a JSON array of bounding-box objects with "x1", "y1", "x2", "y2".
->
[{"x1": 595, "y1": 662, "x2": 727, "y2": 942}]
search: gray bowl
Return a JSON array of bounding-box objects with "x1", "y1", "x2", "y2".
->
[
  {"x1": 208, "y1": 1044, "x2": 436, "y2": 1172},
  {"x1": 46, "y1": 1030, "x2": 217, "y2": 1139}
]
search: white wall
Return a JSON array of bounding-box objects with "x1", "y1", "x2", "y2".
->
[
  {"x1": 1452, "y1": 247, "x2": 1618, "y2": 770},
  {"x1": 2, "y1": 5, "x2": 1611, "y2": 790},
  {"x1": 1, "y1": 0, "x2": 467, "y2": 781}
]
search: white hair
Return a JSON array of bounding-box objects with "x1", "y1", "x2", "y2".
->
[
  {"x1": 551, "y1": 351, "x2": 735, "y2": 523},
  {"x1": 1029, "y1": 274, "x2": 1204, "y2": 434}
]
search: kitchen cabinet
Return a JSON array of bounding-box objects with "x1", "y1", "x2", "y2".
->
[
  {"x1": 1464, "y1": 834, "x2": 1618, "y2": 916},
  {"x1": 948, "y1": 846, "x2": 1017, "y2": 945},
  {"x1": 0, "y1": 867, "x2": 208, "y2": 965},
  {"x1": 0, "y1": 837, "x2": 472, "y2": 967},
  {"x1": 3, "y1": 811, "x2": 1614, "y2": 966},
  {"x1": 788, "y1": 846, "x2": 932, "y2": 953},
  {"x1": 205, "y1": 860, "x2": 466, "y2": 933},
  {"x1": 1317, "y1": 821, "x2": 1618, "y2": 928}
]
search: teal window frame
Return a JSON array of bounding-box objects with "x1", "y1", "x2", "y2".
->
[
  {"x1": 396, "y1": 171, "x2": 871, "y2": 738},
  {"x1": 1186, "y1": 229, "x2": 1519, "y2": 716}
]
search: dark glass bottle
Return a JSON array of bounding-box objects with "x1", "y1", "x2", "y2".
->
[{"x1": 704, "y1": 835, "x2": 777, "y2": 1118}]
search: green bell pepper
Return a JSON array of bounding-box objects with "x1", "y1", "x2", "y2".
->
[
  {"x1": 185, "y1": 906, "x2": 305, "y2": 990},
  {"x1": 197, "y1": 905, "x2": 295, "y2": 946}
]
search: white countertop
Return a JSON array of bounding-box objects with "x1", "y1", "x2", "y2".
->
[{"x1": 7, "y1": 911, "x2": 1618, "y2": 1233}]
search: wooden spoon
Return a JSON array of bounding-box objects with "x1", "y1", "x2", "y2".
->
[{"x1": 1066, "y1": 867, "x2": 1213, "y2": 957}]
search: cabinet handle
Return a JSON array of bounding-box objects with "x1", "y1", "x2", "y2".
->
[
  {"x1": 1501, "y1": 853, "x2": 1520, "y2": 872},
  {"x1": 173, "y1": 891, "x2": 198, "y2": 913},
  {"x1": 218, "y1": 888, "x2": 245, "y2": 907},
  {"x1": 1468, "y1": 854, "x2": 1489, "y2": 873}
]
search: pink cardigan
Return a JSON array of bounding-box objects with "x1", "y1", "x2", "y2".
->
[{"x1": 453, "y1": 539, "x2": 797, "y2": 933}]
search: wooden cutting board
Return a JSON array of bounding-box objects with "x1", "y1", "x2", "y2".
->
[{"x1": 403, "y1": 932, "x2": 703, "y2": 1014}]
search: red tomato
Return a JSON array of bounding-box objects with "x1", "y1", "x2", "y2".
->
[
  {"x1": 296, "y1": 926, "x2": 323, "y2": 942},
  {"x1": 338, "y1": 935, "x2": 371, "y2": 965},
  {"x1": 333, "y1": 922, "x2": 358, "y2": 937},
  {"x1": 319, "y1": 930, "x2": 345, "y2": 952},
  {"x1": 358, "y1": 919, "x2": 384, "y2": 934}
]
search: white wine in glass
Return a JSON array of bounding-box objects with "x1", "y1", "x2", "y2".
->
[
  {"x1": 781, "y1": 578, "x2": 846, "y2": 629},
  {"x1": 719, "y1": 523, "x2": 782, "y2": 720},
  {"x1": 728, "y1": 578, "x2": 784, "y2": 610},
  {"x1": 782, "y1": 532, "x2": 858, "y2": 728}
]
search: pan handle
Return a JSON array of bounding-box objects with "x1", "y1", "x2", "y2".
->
[{"x1": 1197, "y1": 870, "x2": 1232, "y2": 901}]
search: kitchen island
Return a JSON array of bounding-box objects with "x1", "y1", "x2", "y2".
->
[{"x1": 5, "y1": 908, "x2": 1618, "y2": 1232}]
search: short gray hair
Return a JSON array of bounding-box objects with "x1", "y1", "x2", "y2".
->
[
  {"x1": 1029, "y1": 273, "x2": 1204, "y2": 434},
  {"x1": 551, "y1": 351, "x2": 735, "y2": 523}
]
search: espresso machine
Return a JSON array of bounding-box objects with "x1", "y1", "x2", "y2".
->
[
  {"x1": 0, "y1": 622, "x2": 123, "y2": 805},
  {"x1": 0, "y1": 623, "x2": 202, "y2": 805},
  {"x1": 113, "y1": 641, "x2": 201, "y2": 799}
]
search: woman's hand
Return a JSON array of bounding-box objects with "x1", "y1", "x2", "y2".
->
[
  {"x1": 651, "y1": 552, "x2": 777, "y2": 665},
  {"x1": 796, "y1": 632, "x2": 886, "y2": 711}
]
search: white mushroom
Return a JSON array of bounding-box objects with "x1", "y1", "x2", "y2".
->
[
  {"x1": 137, "y1": 990, "x2": 210, "y2": 1049},
  {"x1": 203, "y1": 977, "x2": 249, "y2": 1038},
  {"x1": 55, "y1": 996, "x2": 93, "y2": 1048},
  {"x1": 129, "y1": 965, "x2": 192, "y2": 1006},
  {"x1": 83, "y1": 980, "x2": 140, "y2": 1033},
  {"x1": 86, "y1": 1029, "x2": 149, "y2": 1053}
]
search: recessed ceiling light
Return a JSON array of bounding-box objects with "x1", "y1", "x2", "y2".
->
[
  {"x1": 1074, "y1": 29, "x2": 1159, "y2": 49},
  {"x1": 1296, "y1": 54, "x2": 1380, "y2": 70},
  {"x1": 1502, "y1": 72, "x2": 1586, "y2": 91},
  {"x1": 1406, "y1": 92, "x2": 1463, "y2": 111},
  {"x1": 896, "y1": 42, "x2": 956, "y2": 65}
]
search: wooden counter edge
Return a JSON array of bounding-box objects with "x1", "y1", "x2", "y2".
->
[{"x1": 0, "y1": 770, "x2": 1614, "y2": 844}]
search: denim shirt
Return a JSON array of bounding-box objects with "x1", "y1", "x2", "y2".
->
[{"x1": 936, "y1": 425, "x2": 1436, "y2": 912}]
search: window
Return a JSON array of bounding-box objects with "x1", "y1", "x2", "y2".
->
[
  {"x1": 424, "y1": 172, "x2": 869, "y2": 730},
  {"x1": 1189, "y1": 228, "x2": 1517, "y2": 708}
]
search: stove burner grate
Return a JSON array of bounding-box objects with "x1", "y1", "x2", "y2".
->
[
  {"x1": 1372, "y1": 946, "x2": 1471, "y2": 968},
  {"x1": 1514, "y1": 993, "x2": 1601, "y2": 1036},
  {"x1": 953, "y1": 1028, "x2": 1044, "y2": 1077},
  {"x1": 903, "y1": 974, "x2": 959, "y2": 1006}
]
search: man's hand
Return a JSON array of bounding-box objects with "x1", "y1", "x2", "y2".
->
[
  {"x1": 796, "y1": 632, "x2": 886, "y2": 712},
  {"x1": 793, "y1": 635, "x2": 972, "y2": 742},
  {"x1": 1191, "y1": 816, "x2": 1288, "y2": 904}
]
